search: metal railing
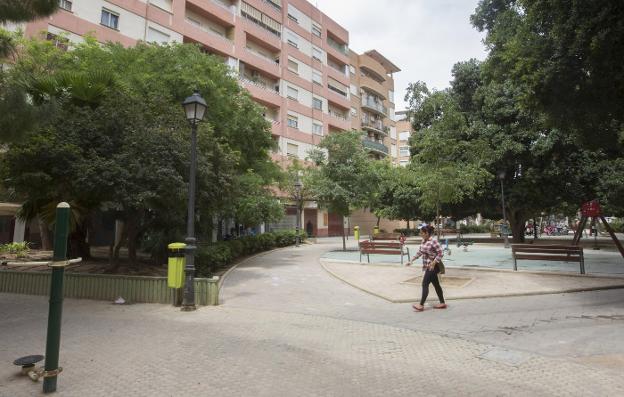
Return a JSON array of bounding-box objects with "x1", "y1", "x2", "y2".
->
[
  {"x1": 362, "y1": 138, "x2": 389, "y2": 155},
  {"x1": 361, "y1": 97, "x2": 387, "y2": 115},
  {"x1": 327, "y1": 37, "x2": 348, "y2": 55},
  {"x1": 361, "y1": 118, "x2": 384, "y2": 132},
  {"x1": 185, "y1": 18, "x2": 234, "y2": 43}
]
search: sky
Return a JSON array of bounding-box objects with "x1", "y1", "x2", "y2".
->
[{"x1": 311, "y1": 0, "x2": 488, "y2": 111}]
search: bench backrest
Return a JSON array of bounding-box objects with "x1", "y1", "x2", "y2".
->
[
  {"x1": 360, "y1": 241, "x2": 402, "y2": 249},
  {"x1": 372, "y1": 232, "x2": 402, "y2": 241},
  {"x1": 512, "y1": 244, "x2": 582, "y2": 253}
]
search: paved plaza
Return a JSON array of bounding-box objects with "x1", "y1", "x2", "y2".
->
[{"x1": 2, "y1": 238, "x2": 624, "y2": 396}]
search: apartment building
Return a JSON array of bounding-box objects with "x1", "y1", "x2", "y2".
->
[
  {"x1": 349, "y1": 50, "x2": 401, "y2": 163},
  {"x1": 395, "y1": 110, "x2": 413, "y2": 167},
  {"x1": 12, "y1": 0, "x2": 402, "y2": 237}
]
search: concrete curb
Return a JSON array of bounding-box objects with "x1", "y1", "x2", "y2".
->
[{"x1": 319, "y1": 260, "x2": 624, "y2": 303}]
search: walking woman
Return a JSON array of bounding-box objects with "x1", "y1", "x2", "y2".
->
[{"x1": 407, "y1": 225, "x2": 447, "y2": 311}]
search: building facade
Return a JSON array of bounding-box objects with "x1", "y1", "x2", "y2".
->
[
  {"x1": 11, "y1": 0, "x2": 402, "y2": 237},
  {"x1": 394, "y1": 110, "x2": 413, "y2": 167}
]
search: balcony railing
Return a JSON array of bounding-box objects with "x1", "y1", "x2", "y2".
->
[
  {"x1": 361, "y1": 118, "x2": 384, "y2": 132},
  {"x1": 185, "y1": 18, "x2": 234, "y2": 43},
  {"x1": 361, "y1": 97, "x2": 387, "y2": 115},
  {"x1": 244, "y1": 47, "x2": 279, "y2": 66},
  {"x1": 327, "y1": 37, "x2": 348, "y2": 55},
  {"x1": 328, "y1": 109, "x2": 348, "y2": 121},
  {"x1": 210, "y1": 0, "x2": 235, "y2": 13},
  {"x1": 362, "y1": 138, "x2": 389, "y2": 155},
  {"x1": 239, "y1": 76, "x2": 280, "y2": 95},
  {"x1": 262, "y1": 0, "x2": 282, "y2": 10}
]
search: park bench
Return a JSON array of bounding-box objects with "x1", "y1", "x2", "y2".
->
[
  {"x1": 372, "y1": 232, "x2": 404, "y2": 242},
  {"x1": 511, "y1": 244, "x2": 585, "y2": 274},
  {"x1": 359, "y1": 240, "x2": 410, "y2": 265}
]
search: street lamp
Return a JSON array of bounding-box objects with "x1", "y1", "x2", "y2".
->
[
  {"x1": 294, "y1": 176, "x2": 303, "y2": 247},
  {"x1": 498, "y1": 170, "x2": 510, "y2": 248},
  {"x1": 180, "y1": 90, "x2": 207, "y2": 311}
]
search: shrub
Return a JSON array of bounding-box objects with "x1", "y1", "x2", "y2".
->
[
  {"x1": 393, "y1": 228, "x2": 418, "y2": 236},
  {"x1": 0, "y1": 242, "x2": 31, "y2": 257},
  {"x1": 195, "y1": 230, "x2": 305, "y2": 277},
  {"x1": 459, "y1": 224, "x2": 491, "y2": 234}
]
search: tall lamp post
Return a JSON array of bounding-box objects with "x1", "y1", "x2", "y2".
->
[
  {"x1": 294, "y1": 176, "x2": 303, "y2": 247},
  {"x1": 181, "y1": 90, "x2": 207, "y2": 311},
  {"x1": 498, "y1": 170, "x2": 510, "y2": 248}
]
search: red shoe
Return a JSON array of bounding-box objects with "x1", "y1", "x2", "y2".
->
[
  {"x1": 412, "y1": 304, "x2": 424, "y2": 312},
  {"x1": 433, "y1": 303, "x2": 447, "y2": 309}
]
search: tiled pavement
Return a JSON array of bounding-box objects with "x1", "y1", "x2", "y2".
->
[{"x1": 1, "y1": 238, "x2": 623, "y2": 396}]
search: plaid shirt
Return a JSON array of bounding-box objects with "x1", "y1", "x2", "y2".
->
[{"x1": 413, "y1": 238, "x2": 443, "y2": 270}]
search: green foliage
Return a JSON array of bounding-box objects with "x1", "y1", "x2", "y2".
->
[
  {"x1": 0, "y1": 37, "x2": 280, "y2": 261},
  {"x1": 0, "y1": 0, "x2": 58, "y2": 23},
  {"x1": 0, "y1": 241, "x2": 30, "y2": 257},
  {"x1": 458, "y1": 224, "x2": 491, "y2": 234},
  {"x1": 195, "y1": 231, "x2": 305, "y2": 276}
]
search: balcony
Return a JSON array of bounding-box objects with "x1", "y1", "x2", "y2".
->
[
  {"x1": 361, "y1": 97, "x2": 387, "y2": 116},
  {"x1": 361, "y1": 118, "x2": 388, "y2": 135},
  {"x1": 262, "y1": 0, "x2": 282, "y2": 10},
  {"x1": 360, "y1": 76, "x2": 387, "y2": 100},
  {"x1": 187, "y1": 0, "x2": 235, "y2": 25},
  {"x1": 327, "y1": 36, "x2": 348, "y2": 55},
  {"x1": 362, "y1": 138, "x2": 389, "y2": 157}
]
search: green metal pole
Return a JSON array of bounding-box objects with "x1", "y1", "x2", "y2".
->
[{"x1": 43, "y1": 202, "x2": 71, "y2": 393}]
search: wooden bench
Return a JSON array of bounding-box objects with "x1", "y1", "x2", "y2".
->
[
  {"x1": 372, "y1": 232, "x2": 403, "y2": 241},
  {"x1": 511, "y1": 244, "x2": 585, "y2": 274},
  {"x1": 359, "y1": 240, "x2": 410, "y2": 265}
]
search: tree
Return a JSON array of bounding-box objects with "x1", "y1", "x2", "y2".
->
[
  {"x1": 307, "y1": 131, "x2": 374, "y2": 250},
  {"x1": 1, "y1": 37, "x2": 278, "y2": 264},
  {"x1": 405, "y1": 81, "x2": 492, "y2": 235},
  {"x1": 372, "y1": 165, "x2": 422, "y2": 229},
  {"x1": 0, "y1": 0, "x2": 58, "y2": 23},
  {"x1": 472, "y1": 0, "x2": 624, "y2": 150}
]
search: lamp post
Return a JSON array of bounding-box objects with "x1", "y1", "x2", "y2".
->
[
  {"x1": 498, "y1": 170, "x2": 510, "y2": 248},
  {"x1": 181, "y1": 90, "x2": 207, "y2": 311},
  {"x1": 294, "y1": 176, "x2": 303, "y2": 247}
]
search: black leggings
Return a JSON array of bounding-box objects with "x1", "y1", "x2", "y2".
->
[{"x1": 421, "y1": 267, "x2": 445, "y2": 305}]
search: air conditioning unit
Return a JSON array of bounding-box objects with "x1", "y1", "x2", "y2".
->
[{"x1": 251, "y1": 70, "x2": 259, "y2": 78}]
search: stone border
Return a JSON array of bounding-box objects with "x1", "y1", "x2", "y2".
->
[{"x1": 319, "y1": 259, "x2": 624, "y2": 303}]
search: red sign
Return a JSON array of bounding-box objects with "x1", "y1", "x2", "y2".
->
[{"x1": 581, "y1": 200, "x2": 602, "y2": 217}]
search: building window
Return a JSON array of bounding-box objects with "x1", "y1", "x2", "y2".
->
[
  {"x1": 350, "y1": 107, "x2": 357, "y2": 116},
  {"x1": 46, "y1": 32, "x2": 69, "y2": 51},
  {"x1": 287, "y1": 31, "x2": 299, "y2": 48},
  {"x1": 350, "y1": 84, "x2": 358, "y2": 96},
  {"x1": 287, "y1": 86, "x2": 298, "y2": 101},
  {"x1": 147, "y1": 27, "x2": 170, "y2": 44},
  {"x1": 399, "y1": 131, "x2": 410, "y2": 141},
  {"x1": 388, "y1": 90, "x2": 395, "y2": 103},
  {"x1": 288, "y1": 59, "x2": 299, "y2": 74},
  {"x1": 101, "y1": 9, "x2": 119, "y2": 30},
  {"x1": 312, "y1": 24, "x2": 322, "y2": 37},
  {"x1": 349, "y1": 65, "x2": 356, "y2": 74},
  {"x1": 399, "y1": 160, "x2": 409, "y2": 167},
  {"x1": 312, "y1": 97, "x2": 323, "y2": 110},
  {"x1": 391, "y1": 144, "x2": 397, "y2": 157},
  {"x1": 312, "y1": 70, "x2": 322, "y2": 85},
  {"x1": 287, "y1": 115, "x2": 299, "y2": 129},
  {"x1": 288, "y1": 13, "x2": 298, "y2": 23},
  {"x1": 59, "y1": 0, "x2": 72, "y2": 12},
  {"x1": 313, "y1": 123, "x2": 323, "y2": 135},
  {"x1": 287, "y1": 142, "x2": 299, "y2": 157},
  {"x1": 312, "y1": 47, "x2": 322, "y2": 62},
  {"x1": 399, "y1": 146, "x2": 410, "y2": 157}
]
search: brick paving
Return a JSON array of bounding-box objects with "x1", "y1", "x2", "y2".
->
[{"x1": 1, "y1": 238, "x2": 624, "y2": 396}]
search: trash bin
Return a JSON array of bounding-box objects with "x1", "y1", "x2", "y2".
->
[
  {"x1": 167, "y1": 242, "x2": 186, "y2": 289},
  {"x1": 373, "y1": 226, "x2": 379, "y2": 235},
  {"x1": 354, "y1": 226, "x2": 360, "y2": 241}
]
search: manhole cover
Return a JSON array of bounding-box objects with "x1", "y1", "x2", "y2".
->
[{"x1": 401, "y1": 276, "x2": 474, "y2": 288}]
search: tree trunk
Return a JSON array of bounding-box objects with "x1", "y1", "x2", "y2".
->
[
  {"x1": 509, "y1": 210, "x2": 526, "y2": 243},
  {"x1": 406, "y1": 219, "x2": 410, "y2": 230},
  {"x1": 126, "y1": 217, "x2": 138, "y2": 265},
  {"x1": 376, "y1": 216, "x2": 380, "y2": 227},
  {"x1": 342, "y1": 221, "x2": 346, "y2": 251},
  {"x1": 37, "y1": 215, "x2": 51, "y2": 250}
]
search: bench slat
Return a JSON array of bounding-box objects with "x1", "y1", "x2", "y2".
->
[
  {"x1": 514, "y1": 254, "x2": 581, "y2": 262},
  {"x1": 361, "y1": 249, "x2": 403, "y2": 255},
  {"x1": 512, "y1": 244, "x2": 581, "y2": 250},
  {"x1": 513, "y1": 248, "x2": 582, "y2": 254}
]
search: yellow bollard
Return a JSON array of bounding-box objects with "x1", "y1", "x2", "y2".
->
[
  {"x1": 354, "y1": 226, "x2": 360, "y2": 241},
  {"x1": 167, "y1": 243, "x2": 186, "y2": 289}
]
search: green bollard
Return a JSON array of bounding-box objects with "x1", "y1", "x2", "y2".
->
[{"x1": 43, "y1": 202, "x2": 71, "y2": 394}]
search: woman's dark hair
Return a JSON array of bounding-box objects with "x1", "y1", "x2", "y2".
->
[{"x1": 420, "y1": 225, "x2": 435, "y2": 235}]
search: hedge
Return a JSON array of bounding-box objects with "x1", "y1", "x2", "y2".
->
[{"x1": 195, "y1": 230, "x2": 306, "y2": 277}]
